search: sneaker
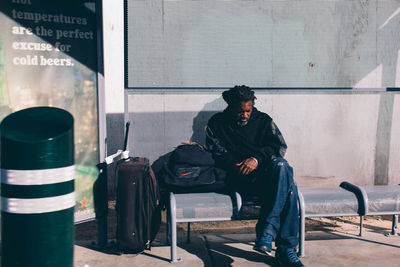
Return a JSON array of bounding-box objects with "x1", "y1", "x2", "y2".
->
[
  {"x1": 253, "y1": 234, "x2": 273, "y2": 255},
  {"x1": 275, "y1": 246, "x2": 304, "y2": 267}
]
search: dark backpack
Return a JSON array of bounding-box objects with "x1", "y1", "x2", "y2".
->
[{"x1": 160, "y1": 144, "x2": 226, "y2": 193}]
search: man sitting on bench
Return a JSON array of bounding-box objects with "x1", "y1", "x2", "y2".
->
[{"x1": 205, "y1": 85, "x2": 304, "y2": 267}]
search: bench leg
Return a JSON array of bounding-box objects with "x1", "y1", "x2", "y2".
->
[
  {"x1": 169, "y1": 193, "x2": 182, "y2": 263},
  {"x1": 299, "y1": 211, "x2": 305, "y2": 257},
  {"x1": 359, "y1": 216, "x2": 363, "y2": 237},
  {"x1": 391, "y1": 215, "x2": 398, "y2": 236},
  {"x1": 298, "y1": 191, "x2": 305, "y2": 257},
  {"x1": 187, "y1": 222, "x2": 191, "y2": 244}
]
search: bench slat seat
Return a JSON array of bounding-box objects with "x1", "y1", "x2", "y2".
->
[
  {"x1": 174, "y1": 192, "x2": 238, "y2": 222},
  {"x1": 300, "y1": 187, "x2": 359, "y2": 217},
  {"x1": 362, "y1": 185, "x2": 400, "y2": 215}
]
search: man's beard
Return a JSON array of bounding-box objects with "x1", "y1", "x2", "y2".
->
[{"x1": 236, "y1": 118, "x2": 249, "y2": 126}]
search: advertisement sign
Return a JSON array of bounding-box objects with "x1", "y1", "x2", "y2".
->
[{"x1": 0, "y1": 0, "x2": 100, "y2": 221}]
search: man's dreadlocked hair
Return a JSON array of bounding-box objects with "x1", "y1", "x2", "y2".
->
[{"x1": 222, "y1": 85, "x2": 256, "y2": 107}]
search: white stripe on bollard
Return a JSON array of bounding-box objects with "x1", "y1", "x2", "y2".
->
[
  {"x1": 1, "y1": 192, "x2": 76, "y2": 214},
  {"x1": 1, "y1": 166, "x2": 75, "y2": 185}
]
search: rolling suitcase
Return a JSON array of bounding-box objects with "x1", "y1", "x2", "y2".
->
[
  {"x1": 115, "y1": 122, "x2": 161, "y2": 253},
  {"x1": 93, "y1": 149, "x2": 121, "y2": 248}
]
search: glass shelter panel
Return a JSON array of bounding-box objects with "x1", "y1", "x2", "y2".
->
[{"x1": 0, "y1": 0, "x2": 100, "y2": 221}]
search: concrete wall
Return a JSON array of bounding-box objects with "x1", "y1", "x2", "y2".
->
[
  {"x1": 126, "y1": 0, "x2": 400, "y2": 88},
  {"x1": 125, "y1": 90, "x2": 400, "y2": 186},
  {"x1": 102, "y1": 0, "x2": 400, "y2": 186}
]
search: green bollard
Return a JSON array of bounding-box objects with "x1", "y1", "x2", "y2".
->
[{"x1": 0, "y1": 107, "x2": 75, "y2": 267}]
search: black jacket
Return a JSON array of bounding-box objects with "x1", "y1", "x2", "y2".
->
[{"x1": 205, "y1": 107, "x2": 287, "y2": 170}]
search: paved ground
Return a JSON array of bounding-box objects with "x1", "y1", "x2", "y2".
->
[{"x1": 74, "y1": 228, "x2": 400, "y2": 267}]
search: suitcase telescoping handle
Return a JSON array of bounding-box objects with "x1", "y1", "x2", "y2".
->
[
  {"x1": 123, "y1": 121, "x2": 130, "y2": 151},
  {"x1": 122, "y1": 121, "x2": 131, "y2": 159}
]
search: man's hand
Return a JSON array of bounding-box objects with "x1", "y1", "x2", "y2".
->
[{"x1": 235, "y1": 157, "x2": 258, "y2": 176}]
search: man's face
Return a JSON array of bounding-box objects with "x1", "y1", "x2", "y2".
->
[{"x1": 234, "y1": 100, "x2": 253, "y2": 126}]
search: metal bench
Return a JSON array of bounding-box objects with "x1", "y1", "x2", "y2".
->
[
  {"x1": 298, "y1": 183, "x2": 366, "y2": 257},
  {"x1": 167, "y1": 183, "x2": 400, "y2": 262},
  {"x1": 167, "y1": 192, "x2": 242, "y2": 262},
  {"x1": 338, "y1": 183, "x2": 400, "y2": 237},
  {"x1": 360, "y1": 185, "x2": 400, "y2": 235}
]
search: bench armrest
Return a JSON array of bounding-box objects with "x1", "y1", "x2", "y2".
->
[{"x1": 340, "y1": 181, "x2": 368, "y2": 216}]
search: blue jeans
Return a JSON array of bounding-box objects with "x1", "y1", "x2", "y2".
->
[{"x1": 233, "y1": 157, "x2": 299, "y2": 248}]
